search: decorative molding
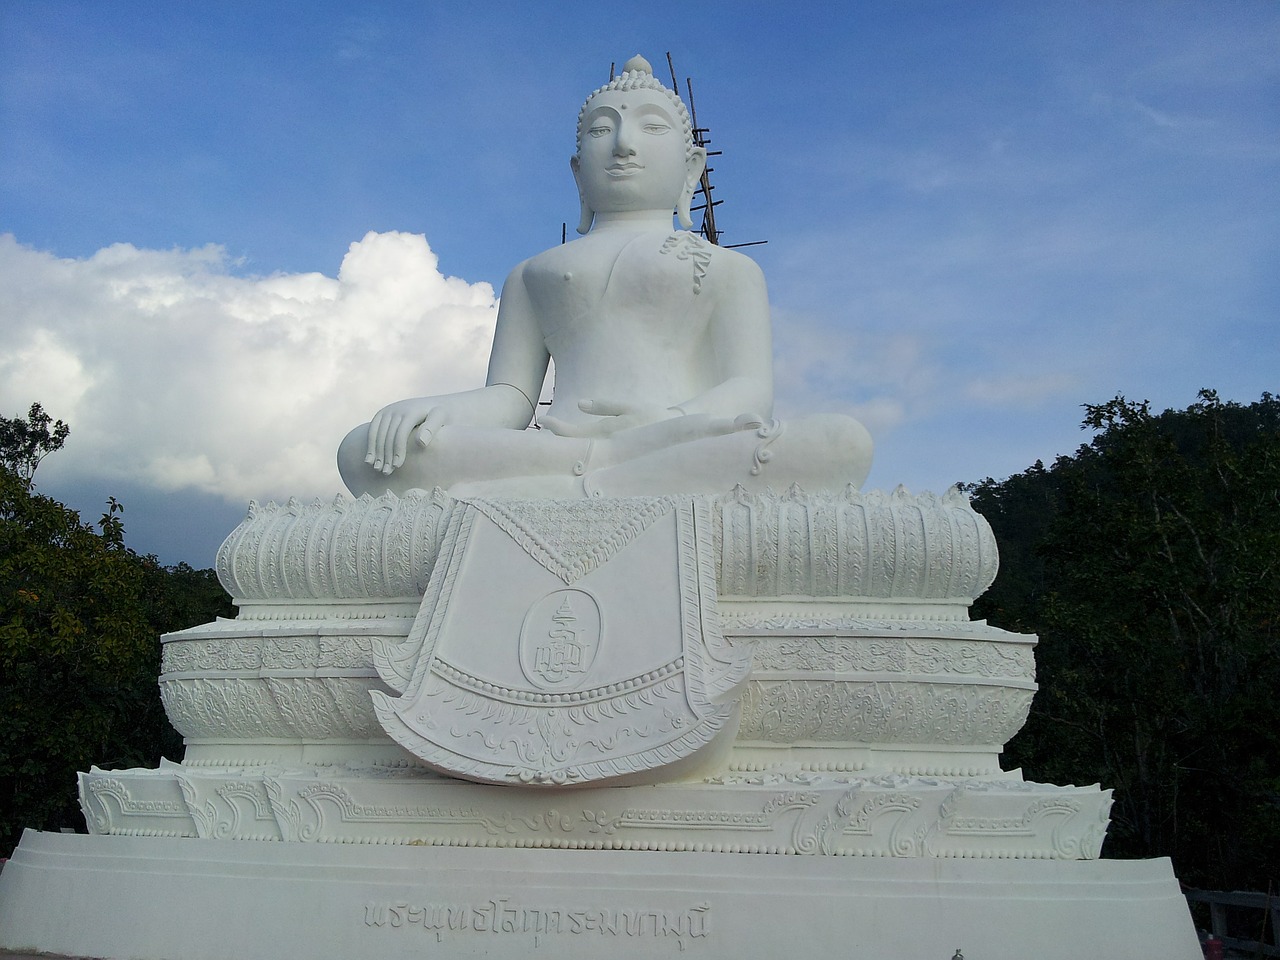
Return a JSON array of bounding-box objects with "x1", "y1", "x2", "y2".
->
[
  {"x1": 162, "y1": 632, "x2": 382, "y2": 674},
  {"x1": 741, "y1": 419, "x2": 784, "y2": 477},
  {"x1": 211, "y1": 487, "x2": 999, "y2": 609},
  {"x1": 176, "y1": 774, "x2": 282, "y2": 841},
  {"x1": 80, "y1": 766, "x2": 1111, "y2": 860},
  {"x1": 716, "y1": 485, "x2": 998, "y2": 601},
  {"x1": 155, "y1": 610, "x2": 1035, "y2": 760},
  {"x1": 737, "y1": 680, "x2": 1034, "y2": 747},
  {"x1": 159, "y1": 674, "x2": 387, "y2": 743},
  {"x1": 659, "y1": 231, "x2": 713, "y2": 293},
  {"x1": 216, "y1": 489, "x2": 451, "y2": 602},
  {"x1": 461, "y1": 496, "x2": 674, "y2": 584},
  {"x1": 78, "y1": 773, "x2": 195, "y2": 838},
  {"x1": 720, "y1": 612, "x2": 1024, "y2": 633},
  {"x1": 743, "y1": 634, "x2": 1035, "y2": 680}
]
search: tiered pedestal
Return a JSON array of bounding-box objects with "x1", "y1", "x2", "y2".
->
[{"x1": 0, "y1": 488, "x2": 1201, "y2": 958}]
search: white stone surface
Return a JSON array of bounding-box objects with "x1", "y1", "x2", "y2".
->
[
  {"x1": 216, "y1": 485, "x2": 999, "y2": 609},
  {"x1": 0, "y1": 830, "x2": 1202, "y2": 960},
  {"x1": 371, "y1": 495, "x2": 750, "y2": 785},
  {"x1": 336, "y1": 56, "x2": 873, "y2": 501},
  {"x1": 155, "y1": 614, "x2": 1040, "y2": 776},
  {"x1": 78, "y1": 765, "x2": 1110, "y2": 857},
  {"x1": 160, "y1": 488, "x2": 1033, "y2": 780}
]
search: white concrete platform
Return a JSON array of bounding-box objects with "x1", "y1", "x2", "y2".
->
[{"x1": 0, "y1": 829, "x2": 1201, "y2": 959}]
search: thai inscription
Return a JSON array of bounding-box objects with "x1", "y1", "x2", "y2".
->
[
  {"x1": 363, "y1": 897, "x2": 710, "y2": 949},
  {"x1": 519, "y1": 588, "x2": 602, "y2": 690}
]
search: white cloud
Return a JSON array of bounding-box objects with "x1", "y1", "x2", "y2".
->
[
  {"x1": 964, "y1": 373, "x2": 1079, "y2": 407},
  {"x1": 0, "y1": 328, "x2": 95, "y2": 419},
  {"x1": 771, "y1": 309, "x2": 935, "y2": 440},
  {"x1": 0, "y1": 231, "x2": 498, "y2": 501}
]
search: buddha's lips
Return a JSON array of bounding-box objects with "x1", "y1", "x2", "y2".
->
[{"x1": 606, "y1": 162, "x2": 643, "y2": 176}]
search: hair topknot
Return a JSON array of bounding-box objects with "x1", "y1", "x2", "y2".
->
[{"x1": 575, "y1": 54, "x2": 696, "y2": 161}]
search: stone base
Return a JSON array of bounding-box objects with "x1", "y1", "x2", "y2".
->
[
  {"x1": 160, "y1": 488, "x2": 1033, "y2": 781},
  {"x1": 78, "y1": 765, "x2": 1110, "y2": 859},
  {"x1": 158, "y1": 613, "x2": 1038, "y2": 779},
  {"x1": 0, "y1": 830, "x2": 1201, "y2": 960}
]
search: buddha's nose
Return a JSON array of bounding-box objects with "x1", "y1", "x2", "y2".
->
[{"x1": 613, "y1": 123, "x2": 638, "y2": 156}]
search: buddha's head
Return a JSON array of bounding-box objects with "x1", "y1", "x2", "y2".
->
[{"x1": 571, "y1": 55, "x2": 707, "y2": 234}]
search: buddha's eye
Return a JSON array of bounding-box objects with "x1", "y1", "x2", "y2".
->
[
  {"x1": 643, "y1": 122, "x2": 670, "y2": 135},
  {"x1": 588, "y1": 124, "x2": 612, "y2": 138}
]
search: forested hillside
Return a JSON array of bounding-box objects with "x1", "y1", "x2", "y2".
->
[
  {"x1": 0, "y1": 404, "x2": 233, "y2": 853},
  {"x1": 968, "y1": 390, "x2": 1280, "y2": 889}
]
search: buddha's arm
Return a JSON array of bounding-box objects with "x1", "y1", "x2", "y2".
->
[
  {"x1": 669, "y1": 252, "x2": 774, "y2": 420},
  {"x1": 484, "y1": 263, "x2": 552, "y2": 417},
  {"x1": 364, "y1": 265, "x2": 549, "y2": 475}
]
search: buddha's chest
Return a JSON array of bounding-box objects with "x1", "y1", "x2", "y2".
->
[{"x1": 523, "y1": 232, "x2": 713, "y2": 348}]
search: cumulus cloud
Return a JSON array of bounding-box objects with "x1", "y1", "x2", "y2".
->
[
  {"x1": 963, "y1": 373, "x2": 1079, "y2": 407},
  {"x1": 0, "y1": 231, "x2": 498, "y2": 501},
  {"x1": 771, "y1": 308, "x2": 939, "y2": 440}
]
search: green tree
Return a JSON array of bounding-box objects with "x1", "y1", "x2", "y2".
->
[
  {"x1": 0, "y1": 402, "x2": 70, "y2": 486},
  {"x1": 0, "y1": 405, "x2": 232, "y2": 853},
  {"x1": 968, "y1": 390, "x2": 1280, "y2": 889}
]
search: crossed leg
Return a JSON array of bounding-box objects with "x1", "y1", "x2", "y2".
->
[{"x1": 337, "y1": 413, "x2": 871, "y2": 499}]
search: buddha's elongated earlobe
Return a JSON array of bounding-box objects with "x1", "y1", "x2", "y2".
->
[
  {"x1": 676, "y1": 146, "x2": 707, "y2": 230},
  {"x1": 571, "y1": 156, "x2": 594, "y2": 235},
  {"x1": 676, "y1": 187, "x2": 694, "y2": 230}
]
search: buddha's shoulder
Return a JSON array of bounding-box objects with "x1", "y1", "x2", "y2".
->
[
  {"x1": 656, "y1": 231, "x2": 761, "y2": 267},
  {"x1": 658, "y1": 232, "x2": 765, "y2": 293},
  {"x1": 511, "y1": 247, "x2": 558, "y2": 277},
  {"x1": 511, "y1": 230, "x2": 763, "y2": 285},
  {"x1": 707, "y1": 240, "x2": 764, "y2": 279},
  {"x1": 512, "y1": 237, "x2": 597, "y2": 281}
]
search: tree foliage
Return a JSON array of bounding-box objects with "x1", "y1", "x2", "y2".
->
[
  {"x1": 968, "y1": 390, "x2": 1280, "y2": 889},
  {"x1": 0, "y1": 402, "x2": 70, "y2": 486},
  {"x1": 0, "y1": 405, "x2": 233, "y2": 854}
]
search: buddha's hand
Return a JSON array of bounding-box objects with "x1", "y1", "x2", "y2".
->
[
  {"x1": 542, "y1": 399, "x2": 677, "y2": 438},
  {"x1": 364, "y1": 396, "x2": 456, "y2": 475}
]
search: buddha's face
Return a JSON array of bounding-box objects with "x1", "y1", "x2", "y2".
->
[{"x1": 572, "y1": 88, "x2": 705, "y2": 228}]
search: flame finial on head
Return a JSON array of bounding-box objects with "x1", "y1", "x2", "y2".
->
[{"x1": 622, "y1": 54, "x2": 653, "y2": 76}]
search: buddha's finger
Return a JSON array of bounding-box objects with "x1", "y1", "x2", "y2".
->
[
  {"x1": 367, "y1": 414, "x2": 388, "y2": 467},
  {"x1": 391, "y1": 416, "x2": 417, "y2": 469},
  {"x1": 541, "y1": 415, "x2": 594, "y2": 437},
  {"x1": 374, "y1": 413, "x2": 400, "y2": 471},
  {"x1": 415, "y1": 407, "x2": 449, "y2": 451},
  {"x1": 578, "y1": 398, "x2": 634, "y2": 417},
  {"x1": 365, "y1": 413, "x2": 385, "y2": 463},
  {"x1": 708, "y1": 416, "x2": 739, "y2": 435}
]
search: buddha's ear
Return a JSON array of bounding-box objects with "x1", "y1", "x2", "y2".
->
[
  {"x1": 570, "y1": 155, "x2": 594, "y2": 235},
  {"x1": 676, "y1": 146, "x2": 707, "y2": 230}
]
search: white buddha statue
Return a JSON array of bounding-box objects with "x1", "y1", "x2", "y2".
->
[{"x1": 338, "y1": 55, "x2": 872, "y2": 499}]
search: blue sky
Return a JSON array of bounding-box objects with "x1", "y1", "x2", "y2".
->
[{"x1": 2, "y1": 2, "x2": 1277, "y2": 565}]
